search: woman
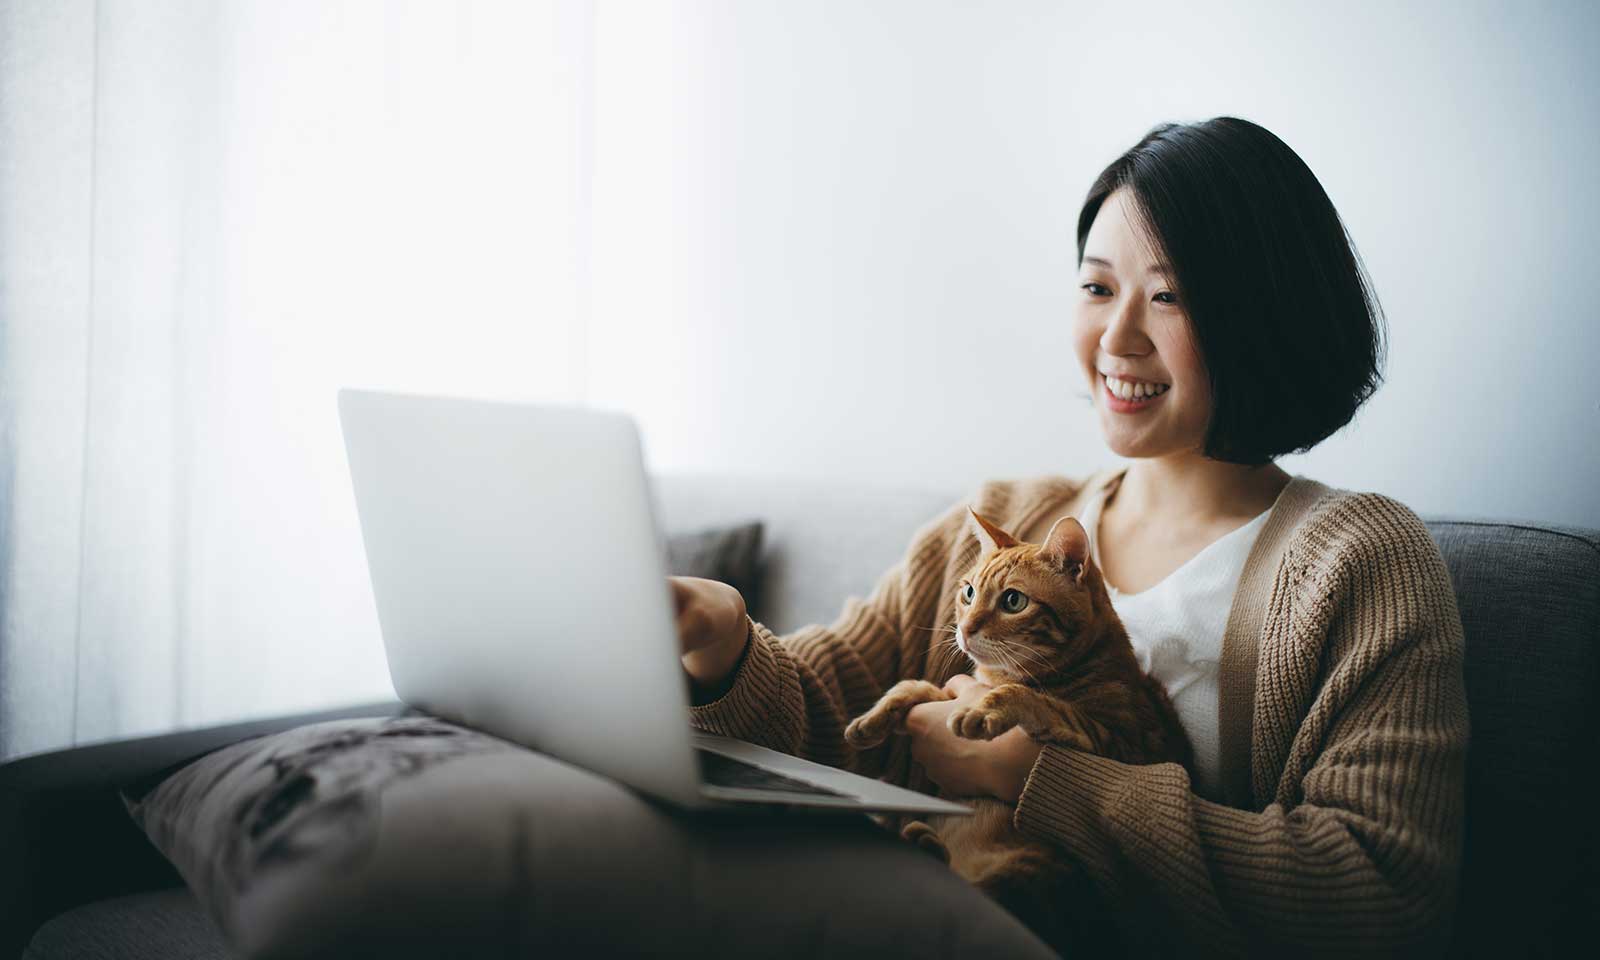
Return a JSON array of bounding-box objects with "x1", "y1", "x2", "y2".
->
[{"x1": 671, "y1": 117, "x2": 1469, "y2": 956}]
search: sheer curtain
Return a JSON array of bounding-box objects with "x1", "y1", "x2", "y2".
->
[{"x1": 0, "y1": 0, "x2": 594, "y2": 761}]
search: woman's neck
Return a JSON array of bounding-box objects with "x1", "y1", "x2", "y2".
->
[{"x1": 1110, "y1": 453, "x2": 1291, "y2": 530}]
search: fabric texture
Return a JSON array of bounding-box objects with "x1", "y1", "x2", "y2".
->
[
  {"x1": 23, "y1": 888, "x2": 231, "y2": 960},
  {"x1": 1424, "y1": 519, "x2": 1600, "y2": 957},
  {"x1": 124, "y1": 715, "x2": 1054, "y2": 959},
  {"x1": 688, "y1": 467, "x2": 1471, "y2": 956}
]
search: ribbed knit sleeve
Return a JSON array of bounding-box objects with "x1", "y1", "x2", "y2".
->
[
  {"x1": 1012, "y1": 493, "x2": 1470, "y2": 957},
  {"x1": 686, "y1": 495, "x2": 976, "y2": 778},
  {"x1": 685, "y1": 475, "x2": 1087, "y2": 790}
]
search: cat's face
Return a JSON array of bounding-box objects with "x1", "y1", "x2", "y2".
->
[{"x1": 951, "y1": 509, "x2": 1104, "y2": 681}]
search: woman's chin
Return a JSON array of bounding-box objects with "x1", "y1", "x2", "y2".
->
[{"x1": 1098, "y1": 426, "x2": 1188, "y2": 461}]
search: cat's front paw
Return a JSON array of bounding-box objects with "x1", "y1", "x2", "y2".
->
[
  {"x1": 844, "y1": 710, "x2": 894, "y2": 749},
  {"x1": 948, "y1": 706, "x2": 1015, "y2": 741}
]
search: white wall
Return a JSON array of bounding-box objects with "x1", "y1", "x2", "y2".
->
[{"x1": 589, "y1": 0, "x2": 1600, "y2": 528}]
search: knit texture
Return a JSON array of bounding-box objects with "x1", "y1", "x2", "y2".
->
[{"x1": 687, "y1": 469, "x2": 1469, "y2": 956}]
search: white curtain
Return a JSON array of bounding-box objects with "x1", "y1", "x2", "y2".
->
[{"x1": 0, "y1": 0, "x2": 595, "y2": 761}]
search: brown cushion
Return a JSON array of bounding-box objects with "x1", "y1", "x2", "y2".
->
[{"x1": 125, "y1": 715, "x2": 1054, "y2": 958}]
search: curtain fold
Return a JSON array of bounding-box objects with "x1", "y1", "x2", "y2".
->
[{"x1": 1, "y1": 0, "x2": 595, "y2": 762}]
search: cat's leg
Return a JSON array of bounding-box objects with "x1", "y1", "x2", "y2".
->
[
  {"x1": 843, "y1": 679, "x2": 951, "y2": 748},
  {"x1": 947, "y1": 683, "x2": 1050, "y2": 741},
  {"x1": 1019, "y1": 697, "x2": 1114, "y2": 755},
  {"x1": 898, "y1": 820, "x2": 951, "y2": 864},
  {"x1": 948, "y1": 685, "x2": 1109, "y2": 755}
]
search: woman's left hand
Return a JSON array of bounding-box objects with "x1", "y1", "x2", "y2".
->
[{"x1": 905, "y1": 674, "x2": 1044, "y2": 803}]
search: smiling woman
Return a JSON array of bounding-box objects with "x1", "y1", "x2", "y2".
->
[
  {"x1": 679, "y1": 117, "x2": 1468, "y2": 956},
  {"x1": 1073, "y1": 118, "x2": 1386, "y2": 468}
]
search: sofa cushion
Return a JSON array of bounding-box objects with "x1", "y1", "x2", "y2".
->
[
  {"x1": 664, "y1": 520, "x2": 764, "y2": 613},
  {"x1": 125, "y1": 715, "x2": 1055, "y2": 959},
  {"x1": 23, "y1": 888, "x2": 230, "y2": 960},
  {"x1": 1425, "y1": 519, "x2": 1600, "y2": 957}
]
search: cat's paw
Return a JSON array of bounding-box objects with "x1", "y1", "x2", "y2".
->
[
  {"x1": 900, "y1": 820, "x2": 951, "y2": 864},
  {"x1": 948, "y1": 706, "x2": 1014, "y2": 741},
  {"x1": 844, "y1": 711, "x2": 893, "y2": 749}
]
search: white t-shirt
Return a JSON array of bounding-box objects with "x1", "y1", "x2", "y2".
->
[{"x1": 1076, "y1": 481, "x2": 1274, "y2": 800}]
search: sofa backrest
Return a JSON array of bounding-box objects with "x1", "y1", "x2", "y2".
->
[
  {"x1": 654, "y1": 473, "x2": 960, "y2": 635},
  {"x1": 654, "y1": 473, "x2": 1600, "y2": 953},
  {"x1": 1426, "y1": 518, "x2": 1599, "y2": 956}
]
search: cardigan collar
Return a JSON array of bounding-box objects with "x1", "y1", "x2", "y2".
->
[
  {"x1": 1067, "y1": 465, "x2": 1333, "y2": 808},
  {"x1": 1217, "y1": 473, "x2": 1331, "y2": 807}
]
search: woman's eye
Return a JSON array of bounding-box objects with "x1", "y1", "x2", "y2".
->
[
  {"x1": 1153, "y1": 291, "x2": 1178, "y2": 305},
  {"x1": 1000, "y1": 589, "x2": 1028, "y2": 613},
  {"x1": 960, "y1": 583, "x2": 974, "y2": 604},
  {"x1": 1081, "y1": 282, "x2": 1111, "y2": 297}
]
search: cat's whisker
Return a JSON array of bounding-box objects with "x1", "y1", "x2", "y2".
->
[
  {"x1": 925, "y1": 631, "x2": 970, "y2": 678},
  {"x1": 996, "y1": 644, "x2": 1043, "y2": 686},
  {"x1": 1003, "y1": 642, "x2": 1054, "y2": 666}
]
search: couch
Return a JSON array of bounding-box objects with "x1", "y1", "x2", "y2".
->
[{"x1": 3, "y1": 473, "x2": 1596, "y2": 957}]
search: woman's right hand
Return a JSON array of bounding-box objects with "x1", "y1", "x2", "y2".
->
[{"x1": 669, "y1": 576, "x2": 750, "y2": 693}]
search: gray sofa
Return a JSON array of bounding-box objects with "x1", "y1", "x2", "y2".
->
[{"x1": 3, "y1": 473, "x2": 1596, "y2": 957}]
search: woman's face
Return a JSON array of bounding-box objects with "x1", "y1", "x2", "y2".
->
[{"x1": 1071, "y1": 188, "x2": 1212, "y2": 460}]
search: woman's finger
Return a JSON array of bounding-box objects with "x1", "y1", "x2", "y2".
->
[
  {"x1": 944, "y1": 673, "x2": 977, "y2": 696},
  {"x1": 667, "y1": 576, "x2": 691, "y2": 615}
]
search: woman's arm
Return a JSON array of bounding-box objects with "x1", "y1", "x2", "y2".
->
[
  {"x1": 685, "y1": 493, "x2": 976, "y2": 778},
  {"x1": 1008, "y1": 497, "x2": 1470, "y2": 955}
]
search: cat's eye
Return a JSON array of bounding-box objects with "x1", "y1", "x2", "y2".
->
[
  {"x1": 1000, "y1": 589, "x2": 1029, "y2": 613},
  {"x1": 959, "y1": 583, "x2": 974, "y2": 604}
]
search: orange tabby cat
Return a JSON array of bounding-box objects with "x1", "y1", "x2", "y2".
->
[{"x1": 843, "y1": 508, "x2": 1194, "y2": 949}]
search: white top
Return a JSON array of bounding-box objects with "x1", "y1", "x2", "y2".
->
[{"x1": 1076, "y1": 476, "x2": 1275, "y2": 800}]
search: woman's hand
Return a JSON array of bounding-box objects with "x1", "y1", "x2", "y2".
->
[
  {"x1": 670, "y1": 576, "x2": 749, "y2": 695},
  {"x1": 905, "y1": 674, "x2": 1044, "y2": 803}
]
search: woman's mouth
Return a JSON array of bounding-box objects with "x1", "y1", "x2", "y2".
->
[{"x1": 1102, "y1": 373, "x2": 1169, "y2": 413}]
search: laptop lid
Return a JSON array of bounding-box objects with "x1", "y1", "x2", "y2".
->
[{"x1": 337, "y1": 388, "x2": 704, "y2": 807}]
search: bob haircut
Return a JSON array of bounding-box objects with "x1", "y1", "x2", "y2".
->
[{"x1": 1078, "y1": 117, "x2": 1386, "y2": 466}]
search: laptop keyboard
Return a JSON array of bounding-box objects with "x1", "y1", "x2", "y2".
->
[{"x1": 695, "y1": 748, "x2": 848, "y2": 797}]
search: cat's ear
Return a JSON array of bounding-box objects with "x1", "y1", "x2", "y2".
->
[
  {"x1": 1039, "y1": 515, "x2": 1091, "y2": 583},
  {"x1": 967, "y1": 508, "x2": 1018, "y2": 554}
]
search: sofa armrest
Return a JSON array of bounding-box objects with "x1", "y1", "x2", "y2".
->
[{"x1": 0, "y1": 699, "x2": 406, "y2": 958}]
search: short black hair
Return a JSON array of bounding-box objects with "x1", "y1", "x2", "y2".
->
[{"x1": 1078, "y1": 117, "x2": 1386, "y2": 465}]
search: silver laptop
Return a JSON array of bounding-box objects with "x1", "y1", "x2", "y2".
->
[{"x1": 337, "y1": 387, "x2": 969, "y2": 817}]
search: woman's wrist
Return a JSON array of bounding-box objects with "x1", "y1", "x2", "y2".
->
[
  {"x1": 686, "y1": 619, "x2": 751, "y2": 705},
  {"x1": 987, "y1": 729, "x2": 1045, "y2": 803}
]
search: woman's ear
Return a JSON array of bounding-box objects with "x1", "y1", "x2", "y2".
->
[
  {"x1": 1038, "y1": 515, "x2": 1090, "y2": 583},
  {"x1": 967, "y1": 508, "x2": 1018, "y2": 554}
]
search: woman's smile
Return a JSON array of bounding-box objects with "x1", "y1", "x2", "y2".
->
[{"x1": 1102, "y1": 373, "x2": 1171, "y2": 413}]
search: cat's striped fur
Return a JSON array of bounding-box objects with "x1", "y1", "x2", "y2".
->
[{"x1": 844, "y1": 508, "x2": 1193, "y2": 948}]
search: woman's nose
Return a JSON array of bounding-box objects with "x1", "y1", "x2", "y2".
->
[{"x1": 1099, "y1": 297, "x2": 1151, "y2": 358}]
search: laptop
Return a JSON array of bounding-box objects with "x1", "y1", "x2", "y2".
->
[{"x1": 337, "y1": 387, "x2": 970, "y2": 817}]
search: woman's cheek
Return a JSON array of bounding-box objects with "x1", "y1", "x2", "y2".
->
[{"x1": 1071, "y1": 317, "x2": 1101, "y2": 393}]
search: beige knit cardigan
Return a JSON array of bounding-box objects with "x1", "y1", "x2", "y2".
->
[{"x1": 687, "y1": 467, "x2": 1470, "y2": 956}]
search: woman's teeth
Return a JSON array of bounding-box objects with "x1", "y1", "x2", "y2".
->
[{"x1": 1104, "y1": 374, "x2": 1170, "y2": 401}]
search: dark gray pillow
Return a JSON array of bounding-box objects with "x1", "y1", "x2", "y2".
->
[
  {"x1": 665, "y1": 521, "x2": 764, "y2": 617},
  {"x1": 665, "y1": 518, "x2": 758, "y2": 585},
  {"x1": 123, "y1": 715, "x2": 1053, "y2": 959}
]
